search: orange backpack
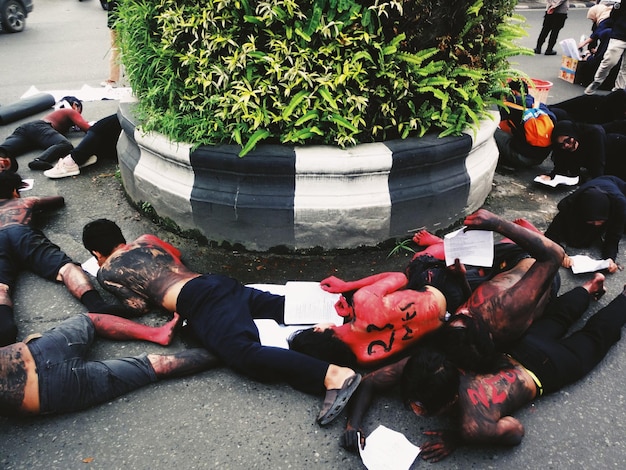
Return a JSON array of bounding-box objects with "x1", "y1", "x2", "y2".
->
[{"x1": 502, "y1": 101, "x2": 555, "y2": 148}]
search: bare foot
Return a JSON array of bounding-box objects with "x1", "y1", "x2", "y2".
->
[
  {"x1": 583, "y1": 273, "x2": 606, "y2": 300},
  {"x1": 153, "y1": 312, "x2": 181, "y2": 346},
  {"x1": 413, "y1": 230, "x2": 443, "y2": 247},
  {"x1": 324, "y1": 364, "x2": 357, "y2": 390}
]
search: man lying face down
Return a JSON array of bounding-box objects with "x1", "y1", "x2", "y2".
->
[
  {"x1": 0, "y1": 312, "x2": 218, "y2": 417},
  {"x1": 82, "y1": 219, "x2": 361, "y2": 426},
  {"x1": 290, "y1": 211, "x2": 564, "y2": 370}
]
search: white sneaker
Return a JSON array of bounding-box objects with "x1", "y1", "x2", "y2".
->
[
  {"x1": 80, "y1": 155, "x2": 98, "y2": 168},
  {"x1": 44, "y1": 159, "x2": 80, "y2": 179}
]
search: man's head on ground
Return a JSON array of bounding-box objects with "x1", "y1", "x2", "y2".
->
[
  {"x1": 0, "y1": 172, "x2": 24, "y2": 199},
  {"x1": 57, "y1": 95, "x2": 83, "y2": 113},
  {"x1": 405, "y1": 255, "x2": 467, "y2": 313},
  {"x1": 579, "y1": 187, "x2": 610, "y2": 226},
  {"x1": 401, "y1": 346, "x2": 459, "y2": 417},
  {"x1": 552, "y1": 120, "x2": 579, "y2": 152},
  {"x1": 0, "y1": 149, "x2": 18, "y2": 174},
  {"x1": 440, "y1": 311, "x2": 504, "y2": 374},
  {"x1": 288, "y1": 326, "x2": 358, "y2": 369},
  {"x1": 82, "y1": 218, "x2": 126, "y2": 264}
]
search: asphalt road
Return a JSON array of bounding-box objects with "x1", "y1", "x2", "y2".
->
[{"x1": 1, "y1": 2, "x2": 626, "y2": 469}]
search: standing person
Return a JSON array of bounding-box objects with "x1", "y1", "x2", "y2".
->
[
  {"x1": 81, "y1": 219, "x2": 361, "y2": 426},
  {"x1": 101, "y1": 1, "x2": 120, "y2": 87},
  {"x1": 534, "y1": 0, "x2": 569, "y2": 56},
  {"x1": 586, "y1": 0, "x2": 626, "y2": 94},
  {"x1": 0, "y1": 96, "x2": 90, "y2": 172},
  {"x1": 0, "y1": 172, "x2": 124, "y2": 346},
  {"x1": 0, "y1": 312, "x2": 219, "y2": 416},
  {"x1": 545, "y1": 175, "x2": 625, "y2": 271},
  {"x1": 44, "y1": 114, "x2": 121, "y2": 179}
]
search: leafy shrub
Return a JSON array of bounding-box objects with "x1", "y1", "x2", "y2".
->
[{"x1": 117, "y1": 0, "x2": 530, "y2": 155}]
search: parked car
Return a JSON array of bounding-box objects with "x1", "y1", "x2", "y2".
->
[{"x1": 0, "y1": 0, "x2": 33, "y2": 33}]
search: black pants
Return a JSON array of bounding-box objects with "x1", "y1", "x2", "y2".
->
[
  {"x1": 506, "y1": 287, "x2": 626, "y2": 394},
  {"x1": 536, "y1": 13, "x2": 567, "y2": 52}
]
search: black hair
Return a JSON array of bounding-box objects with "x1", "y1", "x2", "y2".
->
[
  {"x1": 441, "y1": 313, "x2": 508, "y2": 374},
  {"x1": 0, "y1": 172, "x2": 23, "y2": 199},
  {"x1": 288, "y1": 328, "x2": 358, "y2": 368},
  {"x1": 405, "y1": 254, "x2": 467, "y2": 313},
  {"x1": 401, "y1": 346, "x2": 459, "y2": 415},
  {"x1": 82, "y1": 218, "x2": 126, "y2": 256},
  {"x1": 59, "y1": 95, "x2": 83, "y2": 112}
]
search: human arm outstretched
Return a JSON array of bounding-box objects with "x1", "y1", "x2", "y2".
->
[
  {"x1": 464, "y1": 209, "x2": 564, "y2": 265},
  {"x1": 32, "y1": 196, "x2": 65, "y2": 212},
  {"x1": 341, "y1": 357, "x2": 408, "y2": 452},
  {"x1": 320, "y1": 273, "x2": 408, "y2": 294}
]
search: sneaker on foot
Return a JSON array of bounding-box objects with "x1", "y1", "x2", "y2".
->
[
  {"x1": 534, "y1": 47, "x2": 541, "y2": 54},
  {"x1": 28, "y1": 158, "x2": 54, "y2": 171},
  {"x1": 100, "y1": 80, "x2": 117, "y2": 88},
  {"x1": 585, "y1": 82, "x2": 599, "y2": 95},
  {"x1": 79, "y1": 155, "x2": 98, "y2": 168},
  {"x1": 44, "y1": 160, "x2": 80, "y2": 179},
  {"x1": 545, "y1": 50, "x2": 557, "y2": 56}
]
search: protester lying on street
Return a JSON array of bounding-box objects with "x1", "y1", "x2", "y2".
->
[
  {"x1": 535, "y1": 120, "x2": 606, "y2": 183},
  {"x1": 494, "y1": 81, "x2": 555, "y2": 169},
  {"x1": 548, "y1": 89, "x2": 626, "y2": 123},
  {"x1": 341, "y1": 273, "x2": 611, "y2": 461},
  {"x1": 290, "y1": 210, "x2": 564, "y2": 371},
  {"x1": 545, "y1": 175, "x2": 625, "y2": 272},
  {"x1": 81, "y1": 218, "x2": 360, "y2": 426},
  {"x1": 0, "y1": 96, "x2": 90, "y2": 173},
  {"x1": 0, "y1": 312, "x2": 219, "y2": 417},
  {"x1": 288, "y1": 272, "x2": 449, "y2": 368},
  {"x1": 0, "y1": 172, "x2": 126, "y2": 346},
  {"x1": 44, "y1": 114, "x2": 122, "y2": 179}
]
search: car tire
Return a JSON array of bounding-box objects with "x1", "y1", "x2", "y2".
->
[{"x1": 1, "y1": 0, "x2": 27, "y2": 33}]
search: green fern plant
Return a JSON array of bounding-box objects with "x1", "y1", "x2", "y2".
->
[{"x1": 117, "y1": 0, "x2": 531, "y2": 156}]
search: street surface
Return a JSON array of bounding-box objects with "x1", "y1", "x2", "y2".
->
[{"x1": 1, "y1": 2, "x2": 625, "y2": 469}]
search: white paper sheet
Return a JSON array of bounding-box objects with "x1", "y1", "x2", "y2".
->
[
  {"x1": 254, "y1": 319, "x2": 302, "y2": 349},
  {"x1": 569, "y1": 255, "x2": 611, "y2": 274},
  {"x1": 248, "y1": 282, "x2": 342, "y2": 326},
  {"x1": 358, "y1": 425, "x2": 421, "y2": 470},
  {"x1": 533, "y1": 174, "x2": 579, "y2": 187},
  {"x1": 283, "y1": 281, "x2": 342, "y2": 325},
  {"x1": 443, "y1": 227, "x2": 494, "y2": 267},
  {"x1": 81, "y1": 256, "x2": 100, "y2": 277}
]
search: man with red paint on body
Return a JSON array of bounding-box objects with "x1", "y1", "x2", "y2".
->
[
  {"x1": 290, "y1": 271, "x2": 448, "y2": 367},
  {"x1": 341, "y1": 272, "x2": 615, "y2": 461},
  {"x1": 81, "y1": 219, "x2": 361, "y2": 426},
  {"x1": 0, "y1": 312, "x2": 218, "y2": 416},
  {"x1": 291, "y1": 210, "x2": 565, "y2": 369}
]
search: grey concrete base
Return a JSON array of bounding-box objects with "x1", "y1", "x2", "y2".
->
[{"x1": 118, "y1": 103, "x2": 499, "y2": 251}]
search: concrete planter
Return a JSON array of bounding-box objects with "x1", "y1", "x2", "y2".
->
[{"x1": 117, "y1": 103, "x2": 499, "y2": 251}]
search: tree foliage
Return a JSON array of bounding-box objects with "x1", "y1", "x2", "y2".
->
[{"x1": 117, "y1": 0, "x2": 531, "y2": 155}]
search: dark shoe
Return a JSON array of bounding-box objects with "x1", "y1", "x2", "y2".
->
[
  {"x1": 28, "y1": 158, "x2": 54, "y2": 170},
  {"x1": 317, "y1": 373, "x2": 362, "y2": 426},
  {"x1": 545, "y1": 50, "x2": 557, "y2": 56},
  {"x1": 534, "y1": 48, "x2": 541, "y2": 54}
]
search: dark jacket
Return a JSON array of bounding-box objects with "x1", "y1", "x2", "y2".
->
[
  {"x1": 545, "y1": 175, "x2": 626, "y2": 260},
  {"x1": 550, "y1": 121, "x2": 606, "y2": 180}
]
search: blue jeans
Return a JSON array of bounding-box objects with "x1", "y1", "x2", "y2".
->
[{"x1": 26, "y1": 315, "x2": 157, "y2": 414}]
